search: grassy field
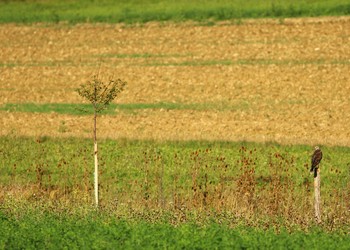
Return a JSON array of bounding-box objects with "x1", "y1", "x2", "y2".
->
[
  {"x1": 0, "y1": 0, "x2": 349, "y2": 24},
  {"x1": 1, "y1": 137, "x2": 349, "y2": 227}
]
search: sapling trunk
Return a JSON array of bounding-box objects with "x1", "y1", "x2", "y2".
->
[{"x1": 94, "y1": 104, "x2": 99, "y2": 207}]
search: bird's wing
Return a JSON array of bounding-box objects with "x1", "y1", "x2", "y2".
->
[{"x1": 312, "y1": 149, "x2": 322, "y2": 167}]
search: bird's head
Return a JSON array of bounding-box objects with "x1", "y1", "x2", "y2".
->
[{"x1": 314, "y1": 146, "x2": 320, "y2": 150}]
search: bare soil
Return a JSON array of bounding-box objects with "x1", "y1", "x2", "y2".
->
[{"x1": 1, "y1": 17, "x2": 349, "y2": 146}]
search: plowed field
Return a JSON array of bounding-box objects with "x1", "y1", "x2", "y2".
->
[{"x1": 1, "y1": 17, "x2": 350, "y2": 146}]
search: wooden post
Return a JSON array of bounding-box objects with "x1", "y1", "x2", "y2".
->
[{"x1": 314, "y1": 168, "x2": 321, "y2": 223}]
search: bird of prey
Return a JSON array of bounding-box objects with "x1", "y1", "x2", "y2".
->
[{"x1": 310, "y1": 146, "x2": 322, "y2": 177}]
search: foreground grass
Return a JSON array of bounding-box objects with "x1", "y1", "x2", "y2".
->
[
  {"x1": 0, "y1": 0, "x2": 349, "y2": 24},
  {"x1": 1, "y1": 207, "x2": 349, "y2": 249}
]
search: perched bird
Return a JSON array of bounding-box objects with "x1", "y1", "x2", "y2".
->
[{"x1": 310, "y1": 146, "x2": 322, "y2": 177}]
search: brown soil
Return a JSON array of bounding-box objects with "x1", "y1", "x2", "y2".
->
[{"x1": 1, "y1": 17, "x2": 350, "y2": 146}]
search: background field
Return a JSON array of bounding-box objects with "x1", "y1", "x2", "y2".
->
[
  {"x1": 1, "y1": 16, "x2": 350, "y2": 146},
  {"x1": 0, "y1": 0, "x2": 349, "y2": 24},
  {"x1": 1, "y1": 1, "x2": 350, "y2": 248}
]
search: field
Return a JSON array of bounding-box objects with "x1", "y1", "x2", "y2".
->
[
  {"x1": 1, "y1": 1, "x2": 350, "y2": 248},
  {"x1": 1, "y1": 0, "x2": 349, "y2": 24},
  {"x1": 1, "y1": 17, "x2": 350, "y2": 145}
]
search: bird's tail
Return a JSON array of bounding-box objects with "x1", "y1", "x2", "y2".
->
[{"x1": 310, "y1": 166, "x2": 318, "y2": 177}]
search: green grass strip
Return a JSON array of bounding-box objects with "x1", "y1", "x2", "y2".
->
[
  {"x1": 143, "y1": 59, "x2": 350, "y2": 67},
  {"x1": 143, "y1": 60, "x2": 233, "y2": 67},
  {"x1": 0, "y1": 103, "x2": 104, "y2": 115},
  {"x1": 1, "y1": 211, "x2": 349, "y2": 249},
  {"x1": 0, "y1": 102, "x2": 249, "y2": 115},
  {"x1": 0, "y1": 0, "x2": 349, "y2": 24},
  {"x1": 94, "y1": 53, "x2": 190, "y2": 59},
  {"x1": 1, "y1": 59, "x2": 348, "y2": 69}
]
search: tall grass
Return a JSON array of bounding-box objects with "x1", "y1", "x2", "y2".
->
[
  {"x1": 1, "y1": 136, "x2": 349, "y2": 231},
  {"x1": 0, "y1": 0, "x2": 349, "y2": 24}
]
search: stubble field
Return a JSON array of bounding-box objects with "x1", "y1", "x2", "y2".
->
[{"x1": 1, "y1": 17, "x2": 350, "y2": 146}]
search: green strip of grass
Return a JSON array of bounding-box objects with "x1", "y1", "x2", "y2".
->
[
  {"x1": 144, "y1": 60, "x2": 233, "y2": 67},
  {"x1": 94, "y1": 53, "x2": 190, "y2": 59},
  {"x1": 0, "y1": 0, "x2": 349, "y2": 24},
  {"x1": 143, "y1": 59, "x2": 350, "y2": 67},
  {"x1": 0, "y1": 103, "x2": 106, "y2": 115},
  {"x1": 1, "y1": 59, "x2": 348, "y2": 68},
  {"x1": 1, "y1": 209, "x2": 349, "y2": 249},
  {"x1": 0, "y1": 102, "x2": 249, "y2": 115},
  {"x1": 0, "y1": 61, "x2": 77, "y2": 68}
]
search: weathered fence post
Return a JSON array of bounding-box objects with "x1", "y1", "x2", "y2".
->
[{"x1": 314, "y1": 168, "x2": 321, "y2": 223}]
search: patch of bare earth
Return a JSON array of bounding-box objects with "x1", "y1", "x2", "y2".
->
[{"x1": 1, "y1": 17, "x2": 349, "y2": 146}]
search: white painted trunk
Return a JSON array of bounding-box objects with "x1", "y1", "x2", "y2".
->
[
  {"x1": 94, "y1": 141, "x2": 99, "y2": 207},
  {"x1": 93, "y1": 102, "x2": 99, "y2": 208}
]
